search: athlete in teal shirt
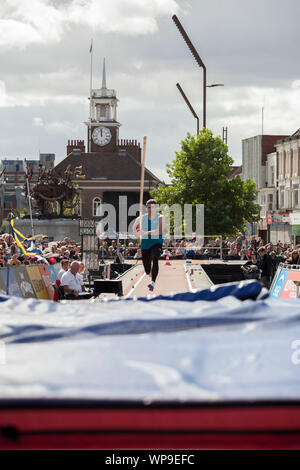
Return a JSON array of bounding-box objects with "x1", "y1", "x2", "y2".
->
[{"x1": 133, "y1": 199, "x2": 165, "y2": 292}]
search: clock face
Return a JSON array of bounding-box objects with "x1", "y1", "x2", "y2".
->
[{"x1": 92, "y1": 126, "x2": 112, "y2": 146}]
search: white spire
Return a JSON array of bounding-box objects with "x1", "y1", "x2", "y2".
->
[{"x1": 101, "y1": 58, "x2": 106, "y2": 90}]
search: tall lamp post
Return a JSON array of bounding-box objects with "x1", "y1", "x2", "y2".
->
[
  {"x1": 172, "y1": 14, "x2": 224, "y2": 129},
  {"x1": 176, "y1": 83, "x2": 199, "y2": 135}
]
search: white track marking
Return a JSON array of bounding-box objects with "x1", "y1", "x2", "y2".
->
[
  {"x1": 183, "y1": 264, "x2": 193, "y2": 292},
  {"x1": 124, "y1": 272, "x2": 146, "y2": 298}
]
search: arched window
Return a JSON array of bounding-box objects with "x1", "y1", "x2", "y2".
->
[{"x1": 93, "y1": 197, "x2": 102, "y2": 217}]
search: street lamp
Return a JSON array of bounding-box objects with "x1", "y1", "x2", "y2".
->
[
  {"x1": 172, "y1": 15, "x2": 224, "y2": 129},
  {"x1": 176, "y1": 83, "x2": 199, "y2": 135}
]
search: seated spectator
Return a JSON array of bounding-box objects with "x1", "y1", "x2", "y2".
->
[
  {"x1": 10, "y1": 253, "x2": 21, "y2": 266},
  {"x1": 100, "y1": 242, "x2": 109, "y2": 258},
  {"x1": 240, "y1": 249, "x2": 249, "y2": 260},
  {"x1": 61, "y1": 261, "x2": 92, "y2": 299},
  {"x1": 126, "y1": 242, "x2": 136, "y2": 258},
  {"x1": 57, "y1": 259, "x2": 70, "y2": 282},
  {"x1": 79, "y1": 262, "x2": 88, "y2": 282},
  {"x1": 108, "y1": 245, "x2": 116, "y2": 258},
  {"x1": 134, "y1": 248, "x2": 142, "y2": 259}
]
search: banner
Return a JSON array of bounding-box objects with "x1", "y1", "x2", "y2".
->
[
  {"x1": 38, "y1": 265, "x2": 54, "y2": 300},
  {"x1": 2, "y1": 268, "x2": 23, "y2": 297},
  {"x1": 0, "y1": 270, "x2": 6, "y2": 295},
  {"x1": 270, "y1": 266, "x2": 300, "y2": 300},
  {"x1": 47, "y1": 265, "x2": 58, "y2": 284},
  {"x1": 26, "y1": 266, "x2": 49, "y2": 300},
  {"x1": 13, "y1": 266, "x2": 36, "y2": 299}
]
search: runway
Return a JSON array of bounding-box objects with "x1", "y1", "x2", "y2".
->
[{"x1": 124, "y1": 260, "x2": 192, "y2": 298}]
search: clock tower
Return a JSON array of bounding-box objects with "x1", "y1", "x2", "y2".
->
[{"x1": 86, "y1": 59, "x2": 121, "y2": 152}]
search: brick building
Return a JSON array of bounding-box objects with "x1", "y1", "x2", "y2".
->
[
  {"x1": 54, "y1": 60, "x2": 162, "y2": 230},
  {"x1": 0, "y1": 154, "x2": 55, "y2": 223}
]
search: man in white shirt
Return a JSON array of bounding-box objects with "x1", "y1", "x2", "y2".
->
[{"x1": 61, "y1": 261, "x2": 92, "y2": 298}]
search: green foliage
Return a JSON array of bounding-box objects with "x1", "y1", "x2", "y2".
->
[
  {"x1": 20, "y1": 207, "x2": 29, "y2": 218},
  {"x1": 3, "y1": 208, "x2": 19, "y2": 221},
  {"x1": 151, "y1": 129, "x2": 260, "y2": 237}
]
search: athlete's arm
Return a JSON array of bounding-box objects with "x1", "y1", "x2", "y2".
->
[
  {"x1": 132, "y1": 216, "x2": 144, "y2": 237},
  {"x1": 146, "y1": 215, "x2": 165, "y2": 236}
]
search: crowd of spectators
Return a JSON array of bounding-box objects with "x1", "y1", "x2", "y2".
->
[
  {"x1": 0, "y1": 234, "x2": 82, "y2": 268},
  {"x1": 2, "y1": 231, "x2": 299, "y2": 289},
  {"x1": 98, "y1": 235, "x2": 297, "y2": 265}
]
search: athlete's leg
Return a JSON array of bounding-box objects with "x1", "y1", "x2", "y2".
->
[
  {"x1": 151, "y1": 245, "x2": 162, "y2": 282},
  {"x1": 141, "y1": 249, "x2": 152, "y2": 275}
]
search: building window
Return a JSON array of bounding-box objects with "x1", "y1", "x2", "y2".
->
[
  {"x1": 294, "y1": 185, "x2": 299, "y2": 207},
  {"x1": 280, "y1": 188, "x2": 284, "y2": 208},
  {"x1": 93, "y1": 197, "x2": 102, "y2": 217},
  {"x1": 286, "y1": 189, "x2": 290, "y2": 208},
  {"x1": 268, "y1": 194, "x2": 273, "y2": 211},
  {"x1": 270, "y1": 166, "x2": 275, "y2": 186}
]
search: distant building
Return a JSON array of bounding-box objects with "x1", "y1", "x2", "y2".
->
[
  {"x1": 0, "y1": 154, "x2": 55, "y2": 223},
  {"x1": 54, "y1": 60, "x2": 161, "y2": 228},
  {"x1": 242, "y1": 134, "x2": 288, "y2": 191},
  {"x1": 228, "y1": 165, "x2": 242, "y2": 179},
  {"x1": 242, "y1": 134, "x2": 288, "y2": 242},
  {"x1": 271, "y1": 129, "x2": 300, "y2": 244}
]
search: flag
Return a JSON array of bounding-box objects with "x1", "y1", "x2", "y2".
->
[
  {"x1": 89, "y1": 40, "x2": 93, "y2": 53},
  {"x1": 10, "y1": 219, "x2": 44, "y2": 256}
]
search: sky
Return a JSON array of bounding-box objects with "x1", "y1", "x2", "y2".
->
[{"x1": 0, "y1": 0, "x2": 300, "y2": 183}]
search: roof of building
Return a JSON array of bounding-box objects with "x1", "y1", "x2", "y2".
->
[
  {"x1": 276, "y1": 129, "x2": 300, "y2": 144},
  {"x1": 54, "y1": 150, "x2": 163, "y2": 184},
  {"x1": 228, "y1": 165, "x2": 242, "y2": 179}
]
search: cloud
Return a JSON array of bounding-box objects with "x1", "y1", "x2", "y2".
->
[
  {"x1": 0, "y1": 0, "x2": 180, "y2": 49},
  {"x1": 33, "y1": 117, "x2": 44, "y2": 127},
  {"x1": 68, "y1": 0, "x2": 179, "y2": 34},
  {"x1": 0, "y1": 0, "x2": 64, "y2": 48}
]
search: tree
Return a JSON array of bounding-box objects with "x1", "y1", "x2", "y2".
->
[{"x1": 151, "y1": 129, "x2": 260, "y2": 237}]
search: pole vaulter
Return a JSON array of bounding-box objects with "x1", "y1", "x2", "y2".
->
[{"x1": 133, "y1": 137, "x2": 165, "y2": 292}]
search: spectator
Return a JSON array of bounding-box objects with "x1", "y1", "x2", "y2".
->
[
  {"x1": 241, "y1": 253, "x2": 260, "y2": 279},
  {"x1": 287, "y1": 250, "x2": 299, "y2": 265},
  {"x1": 57, "y1": 259, "x2": 70, "y2": 282},
  {"x1": 258, "y1": 246, "x2": 273, "y2": 288},
  {"x1": 61, "y1": 261, "x2": 92, "y2": 299}
]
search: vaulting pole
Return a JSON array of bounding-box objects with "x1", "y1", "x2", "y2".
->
[{"x1": 139, "y1": 136, "x2": 147, "y2": 240}]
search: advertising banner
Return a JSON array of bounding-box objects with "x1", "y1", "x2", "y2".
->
[
  {"x1": 26, "y1": 266, "x2": 49, "y2": 300},
  {"x1": 38, "y1": 265, "x2": 54, "y2": 300},
  {"x1": 47, "y1": 265, "x2": 58, "y2": 283},
  {"x1": 269, "y1": 266, "x2": 300, "y2": 300},
  {"x1": 269, "y1": 268, "x2": 290, "y2": 299},
  {"x1": 2, "y1": 267, "x2": 23, "y2": 297},
  {"x1": 13, "y1": 266, "x2": 36, "y2": 299},
  {"x1": 279, "y1": 270, "x2": 300, "y2": 299},
  {"x1": 0, "y1": 270, "x2": 6, "y2": 295}
]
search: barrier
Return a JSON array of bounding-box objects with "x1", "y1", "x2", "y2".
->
[
  {"x1": 38, "y1": 265, "x2": 55, "y2": 300},
  {"x1": 269, "y1": 263, "x2": 300, "y2": 300},
  {"x1": 13, "y1": 266, "x2": 36, "y2": 299},
  {"x1": 26, "y1": 266, "x2": 50, "y2": 300},
  {"x1": 2, "y1": 268, "x2": 23, "y2": 298},
  {"x1": 0, "y1": 270, "x2": 6, "y2": 295}
]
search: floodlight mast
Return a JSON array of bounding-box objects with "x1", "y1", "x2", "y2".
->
[
  {"x1": 176, "y1": 82, "x2": 199, "y2": 135},
  {"x1": 172, "y1": 14, "x2": 207, "y2": 129}
]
